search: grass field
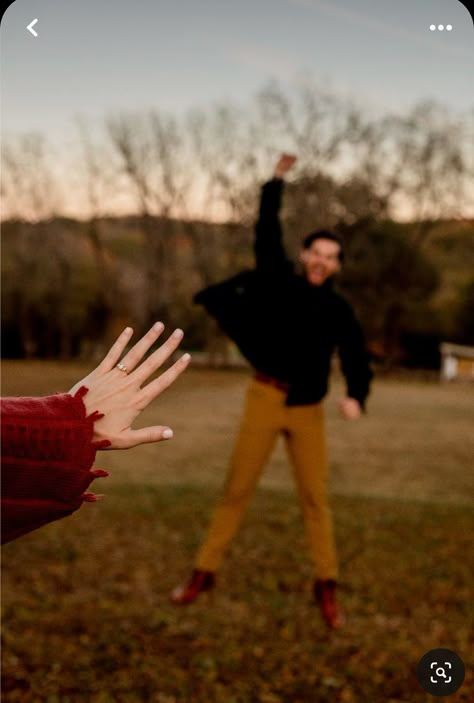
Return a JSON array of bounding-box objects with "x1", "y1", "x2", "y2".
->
[{"x1": 1, "y1": 363, "x2": 473, "y2": 702}]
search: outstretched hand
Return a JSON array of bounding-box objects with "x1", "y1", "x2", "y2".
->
[
  {"x1": 274, "y1": 153, "x2": 297, "y2": 178},
  {"x1": 69, "y1": 323, "x2": 191, "y2": 449}
]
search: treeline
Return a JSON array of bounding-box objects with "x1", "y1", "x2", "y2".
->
[
  {"x1": 2, "y1": 213, "x2": 473, "y2": 367},
  {"x1": 2, "y1": 81, "x2": 473, "y2": 366}
]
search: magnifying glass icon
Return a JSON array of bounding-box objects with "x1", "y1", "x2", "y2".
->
[{"x1": 436, "y1": 667, "x2": 447, "y2": 678}]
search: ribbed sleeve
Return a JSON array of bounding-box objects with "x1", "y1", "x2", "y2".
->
[{"x1": 1, "y1": 387, "x2": 110, "y2": 544}]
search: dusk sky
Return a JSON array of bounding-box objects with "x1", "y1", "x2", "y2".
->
[
  {"x1": 2, "y1": 0, "x2": 473, "y2": 134},
  {"x1": 1, "y1": 0, "x2": 473, "y2": 218}
]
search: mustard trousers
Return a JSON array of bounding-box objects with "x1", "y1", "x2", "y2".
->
[{"x1": 195, "y1": 379, "x2": 338, "y2": 579}]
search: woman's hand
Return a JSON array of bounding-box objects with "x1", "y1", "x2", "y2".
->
[{"x1": 69, "y1": 323, "x2": 191, "y2": 449}]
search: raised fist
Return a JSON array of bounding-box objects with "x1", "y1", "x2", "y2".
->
[{"x1": 274, "y1": 153, "x2": 297, "y2": 178}]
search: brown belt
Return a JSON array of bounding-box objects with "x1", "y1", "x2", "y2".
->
[{"x1": 255, "y1": 371, "x2": 290, "y2": 393}]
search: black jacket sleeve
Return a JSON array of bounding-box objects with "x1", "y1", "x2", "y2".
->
[
  {"x1": 335, "y1": 299, "x2": 373, "y2": 409},
  {"x1": 254, "y1": 178, "x2": 293, "y2": 275}
]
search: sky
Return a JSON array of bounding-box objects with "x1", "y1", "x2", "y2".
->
[
  {"x1": 1, "y1": 0, "x2": 473, "y2": 217},
  {"x1": 2, "y1": 0, "x2": 473, "y2": 133}
]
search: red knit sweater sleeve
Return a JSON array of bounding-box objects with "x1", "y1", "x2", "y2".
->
[{"x1": 1, "y1": 387, "x2": 110, "y2": 544}]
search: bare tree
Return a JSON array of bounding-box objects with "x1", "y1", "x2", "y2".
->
[
  {"x1": 1, "y1": 134, "x2": 61, "y2": 221},
  {"x1": 106, "y1": 110, "x2": 195, "y2": 327},
  {"x1": 76, "y1": 118, "x2": 128, "y2": 349},
  {"x1": 386, "y1": 102, "x2": 473, "y2": 244},
  {"x1": 342, "y1": 101, "x2": 473, "y2": 244},
  {"x1": 1, "y1": 135, "x2": 67, "y2": 355}
]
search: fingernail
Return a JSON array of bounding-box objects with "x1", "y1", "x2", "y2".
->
[
  {"x1": 181, "y1": 353, "x2": 191, "y2": 362},
  {"x1": 124, "y1": 327, "x2": 133, "y2": 335},
  {"x1": 173, "y1": 328, "x2": 184, "y2": 338},
  {"x1": 163, "y1": 429, "x2": 174, "y2": 439},
  {"x1": 153, "y1": 321, "x2": 164, "y2": 331}
]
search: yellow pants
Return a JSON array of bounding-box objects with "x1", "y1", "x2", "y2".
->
[{"x1": 195, "y1": 379, "x2": 338, "y2": 579}]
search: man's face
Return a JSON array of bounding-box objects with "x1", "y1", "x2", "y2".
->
[{"x1": 300, "y1": 238, "x2": 342, "y2": 286}]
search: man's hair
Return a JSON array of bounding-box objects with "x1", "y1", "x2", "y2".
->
[{"x1": 301, "y1": 229, "x2": 344, "y2": 262}]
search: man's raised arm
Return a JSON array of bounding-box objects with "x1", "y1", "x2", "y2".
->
[{"x1": 254, "y1": 154, "x2": 297, "y2": 274}]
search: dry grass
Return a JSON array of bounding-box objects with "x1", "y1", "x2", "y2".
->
[
  {"x1": 2, "y1": 362, "x2": 473, "y2": 503},
  {"x1": 1, "y1": 363, "x2": 473, "y2": 702}
]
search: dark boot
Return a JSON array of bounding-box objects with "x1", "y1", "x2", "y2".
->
[
  {"x1": 314, "y1": 579, "x2": 345, "y2": 629},
  {"x1": 171, "y1": 569, "x2": 216, "y2": 604}
]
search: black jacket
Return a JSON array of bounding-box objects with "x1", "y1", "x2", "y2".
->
[{"x1": 195, "y1": 178, "x2": 372, "y2": 407}]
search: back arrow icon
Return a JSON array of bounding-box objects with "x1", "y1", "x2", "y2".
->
[{"x1": 27, "y1": 19, "x2": 38, "y2": 37}]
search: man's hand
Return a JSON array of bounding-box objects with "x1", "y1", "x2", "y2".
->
[
  {"x1": 274, "y1": 153, "x2": 297, "y2": 178},
  {"x1": 338, "y1": 397, "x2": 362, "y2": 421}
]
